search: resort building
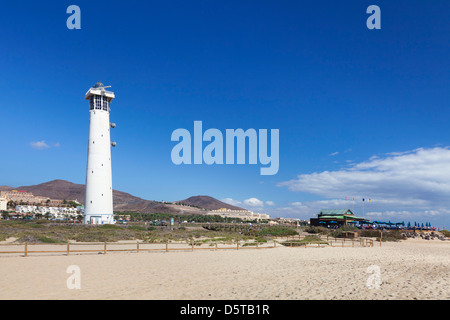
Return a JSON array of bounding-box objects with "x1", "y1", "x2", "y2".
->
[
  {"x1": 276, "y1": 217, "x2": 309, "y2": 225},
  {"x1": 0, "y1": 190, "x2": 64, "y2": 206},
  {"x1": 310, "y1": 209, "x2": 368, "y2": 227},
  {"x1": 0, "y1": 198, "x2": 7, "y2": 211},
  {"x1": 207, "y1": 208, "x2": 270, "y2": 221},
  {"x1": 0, "y1": 190, "x2": 39, "y2": 204},
  {"x1": 15, "y1": 205, "x2": 81, "y2": 219}
]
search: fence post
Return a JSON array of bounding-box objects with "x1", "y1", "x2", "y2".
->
[
  {"x1": 104, "y1": 242, "x2": 107, "y2": 254},
  {"x1": 167, "y1": 241, "x2": 169, "y2": 252},
  {"x1": 67, "y1": 241, "x2": 70, "y2": 256},
  {"x1": 256, "y1": 241, "x2": 259, "y2": 249},
  {"x1": 191, "y1": 241, "x2": 194, "y2": 252},
  {"x1": 137, "y1": 241, "x2": 139, "y2": 253},
  {"x1": 215, "y1": 243, "x2": 218, "y2": 251},
  {"x1": 24, "y1": 242, "x2": 28, "y2": 257}
]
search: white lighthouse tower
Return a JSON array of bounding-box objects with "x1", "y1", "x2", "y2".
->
[{"x1": 84, "y1": 81, "x2": 116, "y2": 224}]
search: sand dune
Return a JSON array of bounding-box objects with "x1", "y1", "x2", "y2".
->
[{"x1": 0, "y1": 238, "x2": 448, "y2": 300}]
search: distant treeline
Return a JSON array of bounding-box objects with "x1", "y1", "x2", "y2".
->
[{"x1": 114, "y1": 212, "x2": 248, "y2": 223}]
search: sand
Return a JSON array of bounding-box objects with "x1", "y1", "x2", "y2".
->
[{"x1": 0, "y1": 238, "x2": 448, "y2": 300}]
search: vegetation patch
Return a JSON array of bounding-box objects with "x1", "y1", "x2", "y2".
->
[
  {"x1": 281, "y1": 236, "x2": 328, "y2": 246},
  {"x1": 440, "y1": 230, "x2": 450, "y2": 238},
  {"x1": 256, "y1": 226, "x2": 298, "y2": 237}
]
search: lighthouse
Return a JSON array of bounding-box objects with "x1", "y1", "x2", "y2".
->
[{"x1": 84, "y1": 81, "x2": 116, "y2": 224}]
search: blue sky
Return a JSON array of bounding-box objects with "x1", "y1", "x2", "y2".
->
[{"x1": 0, "y1": 1, "x2": 449, "y2": 228}]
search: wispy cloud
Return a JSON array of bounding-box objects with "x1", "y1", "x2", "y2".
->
[
  {"x1": 221, "y1": 197, "x2": 275, "y2": 209},
  {"x1": 30, "y1": 140, "x2": 60, "y2": 150},
  {"x1": 330, "y1": 151, "x2": 339, "y2": 156},
  {"x1": 30, "y1": 140, "x2": 50, "y2": 150},
  {"x1": 221, "y1": 198, "x2": 242, "y2": 206},
  {"x1": 243, "y1": 197, "x2": 264, "y2": 207},
  {"x1": 276, "y1": 147, "x2": 450, "y2": 225}
]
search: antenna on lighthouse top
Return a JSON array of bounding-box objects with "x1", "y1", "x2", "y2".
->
[
  {"x1": 93, "y1": 81, "x2": 111, "y2": 90},
  {"x1": 85, "y1": 81, "x2": 115, "y2": 100}
]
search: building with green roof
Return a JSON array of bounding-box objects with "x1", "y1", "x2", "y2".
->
[{"x1": 310, "y1": 209, "x2": 369, "y2": 226}]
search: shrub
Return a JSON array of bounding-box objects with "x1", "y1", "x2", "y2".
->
[
  {"x1": 281, "y1": 236, "x2": 328, "y2": 246},
  {"x1": 440, "y1": 230, "x2": 450, "y2": 238},
  {"x1": 304, "y1": 226, "x2": 329, "y2": 235},
  {"x1": 257, "y1": 226, "x2": 298, "y2": 237},
  {"x1": 98, "y1": 224, "x2": 122, "y2": 230},
  {"x1": 127, "y1": 225, "x2": 147, "y2": 231},
  {"x1": 38, "y1": 236, "x2": 60, "y2": 243}
]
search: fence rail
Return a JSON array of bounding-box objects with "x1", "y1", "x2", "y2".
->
[
  {"x1": 279, "y1": 235, "x2": 376, "y2": 248},
  {"x1": 0, "y1": 235, "x2": 377, "y2": 257},
  {"x1": 0, "y1": 240, "x2": 278, "y2": 257}
]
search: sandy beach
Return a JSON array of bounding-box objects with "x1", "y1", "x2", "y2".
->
[{"x1": 0, "y1": 238, "x2": 448, "y2": 300}]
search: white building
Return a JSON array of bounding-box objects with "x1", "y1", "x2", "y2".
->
[
  {"x1": 15, "y1": 205, "x2": 80, "y2": 219},
  {"x1": 207, "y1": 208, "x2": 270, "y2": 221},
  {"x1": 84, "y1": 82, "x2": 116, "y2": 225},
  {"x1": 0, "y1": 198, "x2": 7, "y2": 211}
]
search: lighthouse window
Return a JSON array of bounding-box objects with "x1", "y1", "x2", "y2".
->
[
  {"x1": 95, "y1": 96, "x2": 102, "y2": 110},
  {"x1": 102, "y1": 96, "x2": 109, "y2": 111},
  {"x1": 89, "y1": 97, "x2": 94, "y2": 110}
]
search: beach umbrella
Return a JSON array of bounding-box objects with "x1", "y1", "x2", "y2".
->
[{"x1": 407, "y1": 222, "x2": 411, "y2": 228}]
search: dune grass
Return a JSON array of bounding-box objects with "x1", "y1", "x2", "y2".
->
[{"x1": 0, "y1": 220, "x2": 270, "y2": 244}]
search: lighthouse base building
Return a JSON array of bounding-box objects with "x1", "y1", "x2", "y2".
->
[{"x1": 83, "y1": 82, "x2": 116, "y2": 224}]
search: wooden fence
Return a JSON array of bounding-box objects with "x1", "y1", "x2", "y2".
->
[
  {"x1": 280, "y1": 235, "x2": 376, "y2": 248},
  {"x1": 0, "y1": 235, "x2": 377, "y2": 257},
  {"x1": 0, "y1": 240, "x2": 278, "y2": 257}
]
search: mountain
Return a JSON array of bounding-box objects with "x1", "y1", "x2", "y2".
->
[
  {"x1": 16, "y1": 180, "x2": 85, "y2": 203},
  {"x1": 176, "y1": 196, "x2": 245, "y2": 211},
  {"x1": 5, "y1": 179, "x2": 224, "y2": 215}
]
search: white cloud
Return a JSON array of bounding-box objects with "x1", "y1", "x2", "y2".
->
[
  {"x1": 222, "y1": 197, "x2": 275, "y2": 209},
  {"x1": 30, "y1": 140, "x2": 50, "y2": 150},
  {"x1": 330, "y1": 152, "x2": 339, "y2": 156},
  {"x1": 243, "y1": 198, "x2": 265, "y2": 207},
  {"x1": 276, "y1": 147, "x2": 450, "y2": 226},
  {"x1": 221, "y1": 198, "x2": 242, "y2": 206},
  {"x1": 279, "y1": 147, "x2": 450, "y2": 205}
]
